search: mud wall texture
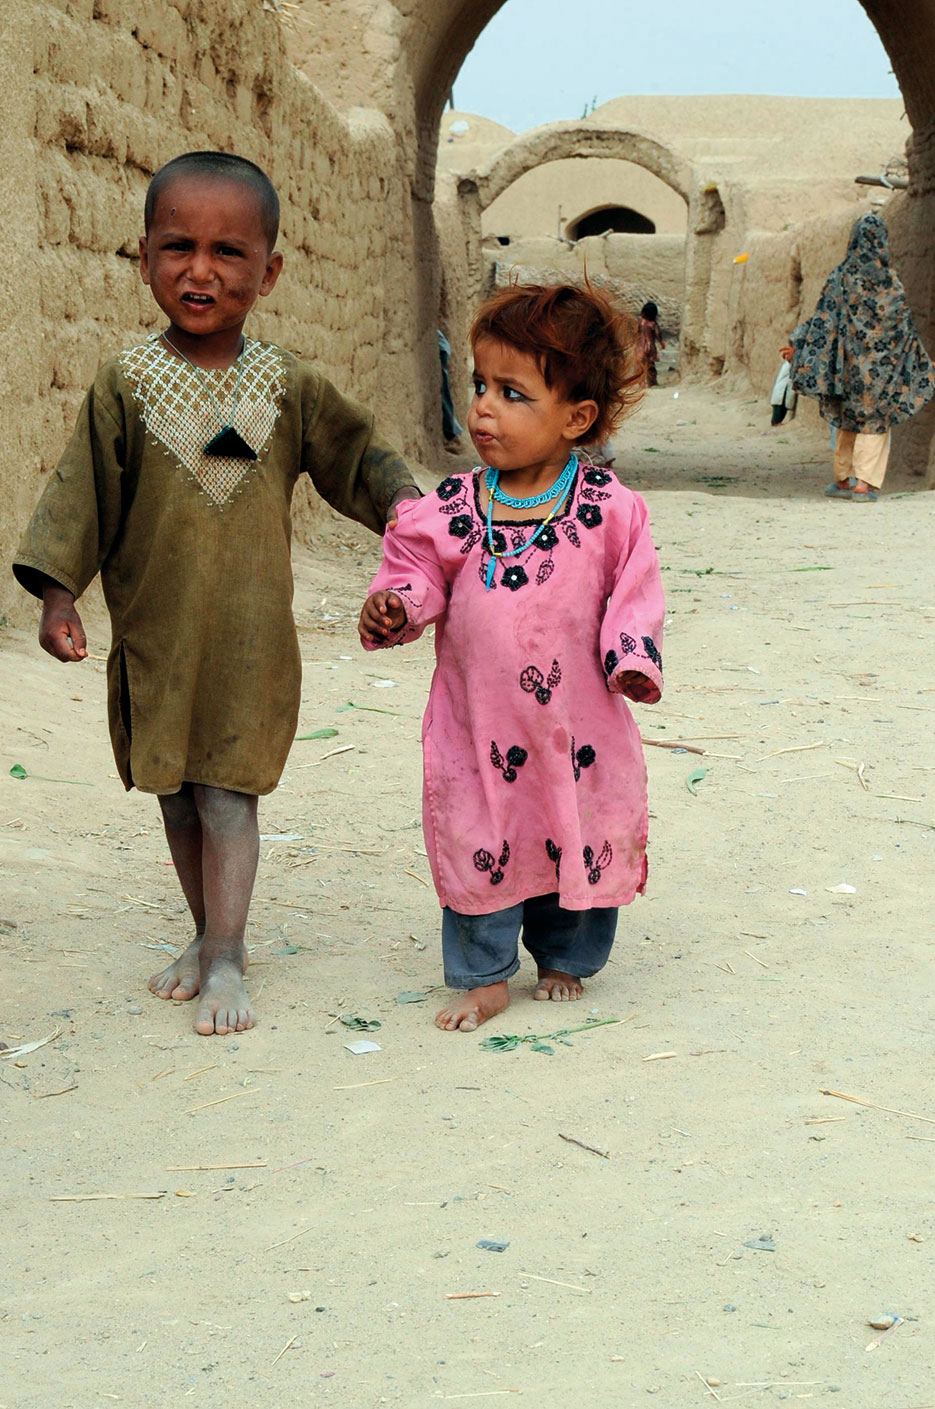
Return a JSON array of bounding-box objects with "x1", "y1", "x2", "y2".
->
[{"x1": 483, "y1": 158, "x2": 688, "y2": 241}]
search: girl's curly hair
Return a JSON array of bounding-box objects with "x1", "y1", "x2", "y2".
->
[{"x1": 470, "y1": 280, "x2": 643, "y2": 446}]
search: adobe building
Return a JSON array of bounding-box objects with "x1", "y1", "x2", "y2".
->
[{"x1": 2, "y1": 0, "x2": 934, "y2": 615}]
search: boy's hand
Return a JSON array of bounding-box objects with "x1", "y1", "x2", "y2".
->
[
  {"x1": 359, "y1": 591, "x2": 407, "y2": 645},
  {"x1": 39, "y1": 584, "x2": 88, "y2": 662},
  {"x1": 385, "y1": 487, "x2": 421, "y2": 529}
]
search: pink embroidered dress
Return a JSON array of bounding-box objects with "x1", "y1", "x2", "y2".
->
[{"x1": 367, "y1": 466, "x2": 665, "y2": 915}]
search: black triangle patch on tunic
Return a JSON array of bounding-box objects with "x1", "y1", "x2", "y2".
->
[{"x1": 203, "y1": 425, "x2": 258, "y2": 460}]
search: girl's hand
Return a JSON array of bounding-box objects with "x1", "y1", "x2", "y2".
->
[
  {"x1": 39, "y1": 584, "x2": 88, "y2": 663},
  {"x1": 616, "y1": 669, "x2": 657, "y2": 702},
  {"x1": 359, "y1": 591, "x2": 407, "y2": 645}
]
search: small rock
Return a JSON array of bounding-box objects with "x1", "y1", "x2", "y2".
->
[
  {"x1": 867, "y1": 1316, "x2": 895, "y2": 1330},
  {"x1": 288, "y1": 1291, "x2": 310, "y2": 1303},
  {"x1": 476, "y1": 1239, "x2": 509, "y2": 1253},
  {"x1": 126, "y1": 1005, "x2": 143, "y2": 1016}
]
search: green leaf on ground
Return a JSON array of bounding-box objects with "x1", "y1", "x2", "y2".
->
[
  {"x1": 480, "y1": 1017, "x2": 622, "y2": 1053},
  {"x1": 396, "y1": 991, "x2": 428, "y2": 1004},
  {"x1": 686, "y1": 767, "x2": 708, "y2": 795},
  {"x1": 336, "y1": 700, "x2": 400, "y2": 716},
  {"x1": 340, "y1": 1015, "x2": 382, "y2": 1031},
  {"x1": 9, "y1": 762, "x2": 91, "y2": 786},
  {"x1": 295, "y1": 727, "x2": 339, "y2": 740}
]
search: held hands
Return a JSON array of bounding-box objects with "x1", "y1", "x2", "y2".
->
[
  {"x1": 39, "y1": 584, "x2": 87, "y2": 663},
  {"x1": 385, "y1": 486, "x2": 421, "y2": 530},
  {"x1": 359, "y1": 591, "x2": 407, "y2": 646}
]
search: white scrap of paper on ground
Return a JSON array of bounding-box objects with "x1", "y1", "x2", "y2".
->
[
  {"x1": 789, "y1": 888, "x2": 807, "y2": 896},
  {"x1": 370, "y1": 679, "x2": 397, "y2": 688},
  {"x1": 259, "y1": 833, "x2": 303, "y2": 842},
  {"x1": 826, "y1": 883, "x2": 857, "y2": 894},
  {"x1": 344, "y1": 1039, "x2": 383, "y2": 1055}
]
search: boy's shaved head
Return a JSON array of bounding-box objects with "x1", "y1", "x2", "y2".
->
[{"x1": 145, "y1": 152, "x2": 280, "y2": 248}]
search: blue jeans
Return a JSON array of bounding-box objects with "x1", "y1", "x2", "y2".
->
[{"x1": 442, "y1": 893, "x2": 618, "y2": 989}]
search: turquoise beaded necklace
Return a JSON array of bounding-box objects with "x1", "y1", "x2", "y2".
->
[{"x1": 483, "y1": 453, "x2": 578, "y2": 590}]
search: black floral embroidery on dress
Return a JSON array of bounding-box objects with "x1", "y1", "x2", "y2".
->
[
  {"x1": 448, "y1": 514, "x2": 473, "y2": 539},
  {"x1": 642, "y1": 635, "x2": 662, "y2": 670},
  {"x1": 459, "y1": 526, "x2": 483, "y2": 555},
  {"x1": 571, "y1": 738, "x2": 596, "y2": 782},
  {"x1": 490, "y1": 740, "x2": 528, "y2": 783},
  {"x1": 437, "y1": 476, "x2": 463, "y2": 501},
  {"x1": 577, "y1": 503, "x2": 603, "y2": 530},
  {"x1": 520, "y1": 659, "x2": 561, "y2": 705},
  {"x1": 583, "y1": 840, "x2": 613, "y2": 885},
  {"x1": 472, "y1": 466, "x2": 606, "y2": 591},
  {"x1": 545, "y1": 838, "x2": 562, "y2": 884},
  {"x1": 604, "y1": 631, "x2": 639, "y2": 678},
  {"x1": 501, "y1": 564, "x2": 528, "y2": 591},
  {"x1": 474, "y1": 840, "x2": 510, "y2": 885}
]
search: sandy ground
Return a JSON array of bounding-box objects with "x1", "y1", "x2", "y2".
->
[{"x1": 3, "y1": 382, "x2": 935, "y2": 1408}]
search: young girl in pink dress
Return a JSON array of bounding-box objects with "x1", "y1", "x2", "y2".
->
[{"x1": 358, "y1": 283, "x2": 665, "y2": 1032}]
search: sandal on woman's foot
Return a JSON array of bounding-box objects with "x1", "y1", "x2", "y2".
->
[
  {"x1": 851, "y1": 487, "x2": 878, "y2": 501},
  {"x1": 824, "y1": 480, "x2": 854, "y2": 498}
]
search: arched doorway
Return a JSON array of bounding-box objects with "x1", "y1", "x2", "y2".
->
[
  {"x1": 408, "y1": 0, "x2": 935, "y2": 480},
  {"x1": 446, "y1": 121, "x2": 725, "y2": 383},
  {"x1": 567, "y1": 208, "x2": 657, "y2": 238}
]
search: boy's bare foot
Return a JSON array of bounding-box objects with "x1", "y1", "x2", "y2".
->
[
  {"x1": 194, "y1": 956, "x2": 254, "y2": 1036},
  {"x1": 534, "y1": 968, "x2": 583, "y2": 1002},
  {"x1": 435, "y1": 980, "x2": 509, "y2": 1033},
  {"x1": 149, "y1": 936, "x2": 202, "y2": 1001}
]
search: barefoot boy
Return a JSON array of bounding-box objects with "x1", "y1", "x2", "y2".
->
[{"x1": 13, "y1": 151, "x2": 419, "y2": 1035}]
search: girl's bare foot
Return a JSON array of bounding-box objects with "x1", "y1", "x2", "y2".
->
[
  {"x1": 149, "y1": 936, "x2": 202, "y2": 1001},
  {"x1": 435, "y1": 980, "x2": 510, "y2": 1032},
  {"x1": 194, "y1": 956, "x2": 254, "y2": 1035},
  {"x1": 534, "y1": 968, "x2": 583, "y2": 1001}
]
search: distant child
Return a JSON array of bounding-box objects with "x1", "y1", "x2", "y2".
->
[
  {"x1": 358, "y1": 284, "x2": 664, "y2": 1032},
  {"x1": 769, "y1": 343, "x2": 797, "y2": 426},
  {"x1": 13, "y1": 151, "x2": 419, "y2": 1036},
  {"x1": 637, "y1": 301, "x2": 666, "y2": 386}
]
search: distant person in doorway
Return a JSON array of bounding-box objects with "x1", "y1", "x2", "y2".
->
[
  {"x1": 637, "y1": 301, "x2": 666, "y2": 387},
  {"x1": 791, "y1": 212, "x2": 935, "y2": 501},
  {"x1": 438, "y1": 329, "x2": 464, "y2": 453},
  {"x1": 769, "y1": 343, "x2": 796, "y2": 426}
]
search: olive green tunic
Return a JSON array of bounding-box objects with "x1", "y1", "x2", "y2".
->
[{"x1": 13, "y1": 335, "x2": 415, "y2": 796}]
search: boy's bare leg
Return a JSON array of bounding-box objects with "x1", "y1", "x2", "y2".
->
[
  {"x1": 191, "y1": 783, "x2": 258, "y2": 1036},
  {"x1": 534, "y1": 969, "x2": 583, "y2": 1002},
  {"x1": 435, "y1": 981, "x2": 510, "y2": 1033},
  {"x1": 150, "y1": 784, "x2": 206, "y2": 1001}
]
